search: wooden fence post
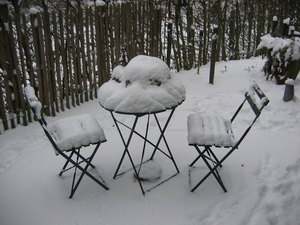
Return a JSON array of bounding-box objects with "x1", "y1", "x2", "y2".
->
[
  {"x1": 0, "y1": 30, "x2": 9, "y2": 131},
  {"x1": 43, "y1": 5, "x2": 57, "y2": 116},
  {"x1": 59, "y1": 10, "x2": 70, "y2": 109},
  {"x1": 69, "y1": 12, "x2": 78, "y2": 107},
  {"x1": 52, "y1": 11, "x2": 64, "y2": 112},
  {"x1": 166, "y1": 21, "x2": 172, "y2": 67},
  {"x1": 4, "y1": 17, "x2": 18, "y2": 127},
  {"x1": 282, "y1": 18, "x2": 290, "y2": 37},
  {"x1": 21, "y1": 14, "x2": 35, "y2": 123},
  {"x1": 209, "y1": 26, "x2": 218, "y2": 84},
  {"x1": 0, "y1": 78, "x2": 8, "y2": 132},
  {"x1": 271, "y1": 16, "x2": 278, "y2": 36},
  {"x1": 85, "y1": 8, "x2": 93, "y2": 101},
  {"x1": 197, "y1": 30, "x2": 203, "y2": 74},
  {"x1": 10, "y1": 15, "x2": 27, "y2": 126}
]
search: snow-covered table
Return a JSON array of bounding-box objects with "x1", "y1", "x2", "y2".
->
[{"x1": 98, "y1": 55, "x2": 186, "y2": 194}]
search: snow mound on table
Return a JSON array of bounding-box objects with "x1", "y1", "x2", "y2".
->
[{"x1": 98, "y1": 55, "x2": 186, "y2": 114}]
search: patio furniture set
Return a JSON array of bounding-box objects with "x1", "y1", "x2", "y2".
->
[{"x1": 24, "y1": 55, "x2": 269, "y2": 198}]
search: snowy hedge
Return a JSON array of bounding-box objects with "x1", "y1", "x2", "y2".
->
[{"x1": 257, "y1": 34, "x2": 300, "y2": 84}]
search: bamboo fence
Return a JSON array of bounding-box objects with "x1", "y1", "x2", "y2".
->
[{"x1": 0, "y1": 1, "x2": 163, "y2": 133}]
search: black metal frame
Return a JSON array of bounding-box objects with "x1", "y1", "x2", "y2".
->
[
  {"x1": 25, "y1": 92, "x2": 109, "y2": 198},
  {"x1": 109, "y1": 107, "x2": 180, "y2": 195},
  {"x1": 188, "y1": 81, "x2": 270, "y2": 193}
]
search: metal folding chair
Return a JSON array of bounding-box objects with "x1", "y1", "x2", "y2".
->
[
  {"x1": 187, "y1": 81, "x2": 269, "y2": 193},
  {"x1": 24, "y1": 86, "x2": 109, "y2": 198}
]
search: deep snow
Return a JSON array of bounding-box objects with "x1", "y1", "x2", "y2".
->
[{"x1": 1, "y1": 57, "x2": 300, "y2": 225}]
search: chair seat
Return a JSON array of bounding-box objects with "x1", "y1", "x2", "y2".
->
[
  {"x1": 47, "y1": 114, "x2": 107, "y2": 151},
  {"x1": 187, "y1": 113, "x2": 236, "y2": 147}
]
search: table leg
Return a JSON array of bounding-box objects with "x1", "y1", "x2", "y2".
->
[
  {"x1": 150, "y1": 108, "x2": 180, "y2": 173},
  {"x1": 110, "y1": 109, "x2": 179, "y2": 194},
  {"x1": 137, "y1": 114, "x2": 150, "y2": 176},
  {"x1": 111, "y1": 112, "x2": 136, "y2": 177},
  {"x1": 111, "y1": 112, "x2": 146, "y2": 194}
]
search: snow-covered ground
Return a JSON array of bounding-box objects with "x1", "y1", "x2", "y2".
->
[{"x1": 1, "y1": 57, "x2": 299, "y2": 225}]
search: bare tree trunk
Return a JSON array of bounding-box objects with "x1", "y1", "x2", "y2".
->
[{"x1": 247, "y1": 0, "x2": 254, "y2": 58}]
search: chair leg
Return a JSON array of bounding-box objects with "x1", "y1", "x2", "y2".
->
[
  {"x1": 69, "y1": 143, "x2": 109, "y2": 198},
  {"x1": 207, "y1": 147, "x2": 222, "y2": 168},
  {"x1": 70, "y1": 149, "x2": 80, "y2": 198},
  {"x1": 73, "y1": 151, "x2": 96, "y2": 169},
  {"x1": 189, "y1": 146, "x2": 222, "y2": 168},
  {"x1": 59, "y1": 150, "x2": 75, "y2": 176},
  {"x1": 190, "y1": 146, "x2": 227, "y2": 193},
  {"x1": 59, "y1": 149, "x2": 97, "y2": 176},
  {"x1": 57, "y1": 143, "x2": 109, "y2": 198},
  {"x1": 189, "y1": 154, "x2": 202, "y2": 167}
]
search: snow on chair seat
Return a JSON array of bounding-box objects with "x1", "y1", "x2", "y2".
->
[
  {"x1": 48, "y1": 114, "x2": 107, "y2": 151},
  {"x1": 187, "y1": 113, "x2": 236, "y2": 147}
]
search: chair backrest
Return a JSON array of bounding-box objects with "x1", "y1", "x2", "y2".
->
[
  {"x1": 231, "y1": 81, "x2": 269, "y2": 122},
  {"x1": 246, "y1": 82, "x2": 269, "y2": 116},
  {"x1": 24, "y1": 86, "x2": 47, "y2": 126},
  {"x1": 230, "y1": 81, "x2": 269, "y2": 147},
  {"x1": 24, "y1": 86, "x2": 60, "y2": 155}
]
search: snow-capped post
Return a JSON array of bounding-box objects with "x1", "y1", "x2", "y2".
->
[
  {"x1": 289, "y1": 25, "x2": 295, "y2": 38},
  {"x1": 283, "y1": 79, "x2": 295, "y2": 102},
  {"x1": 271, "y1": 16, "x2": 278, "y2": 37},
  {"x1": 119, "y1": 45, "x2": 128, "y2": 66},
  {"x1": 209, "y1": 25, "x2": 218, "y2": 84},
  {"x1": 282, "y1": 18, "x2": 290, "y2": 37}
]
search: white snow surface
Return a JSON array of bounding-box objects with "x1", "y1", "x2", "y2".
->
[
  {"x1": 283, "y1": 17, "x2": 290, "y2": 25},
  {"x1": 98, "y1": 55, "x2": 186, "y2": 114},
  {"x1": 95, "y1": 0, "x2": 106, "y2": 7},
  {"x1": 47, "y1": 114, "x2": 106, "y2": 151},
  {"x1": 1, "y1": 57, "x2": 300, "y2": 225},
  {"x1": 285, "y1": 78, "x2": 296, "y2": 86},
  {"x1": 187, "y1": 113, "x2": 236, "y2": 147},
  {"x1": 29, "y1": 7, "x2": 40, "y2": 14}
]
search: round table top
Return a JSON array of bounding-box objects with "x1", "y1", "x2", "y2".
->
[{"x1": 100, "y1": 101, "x2": 183, "y2": 116}]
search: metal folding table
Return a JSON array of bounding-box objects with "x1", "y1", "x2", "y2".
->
[{"x1": 102, "y1": 105, "x2": 180, "y2": 195}]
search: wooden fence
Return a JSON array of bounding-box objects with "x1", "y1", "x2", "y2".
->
[
  {"x1": 0, "y1": 1, "x2": 164, "y2": 133},
  {"x1": 1, "y1": 0, "x2": 295, "y2": 133}
]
